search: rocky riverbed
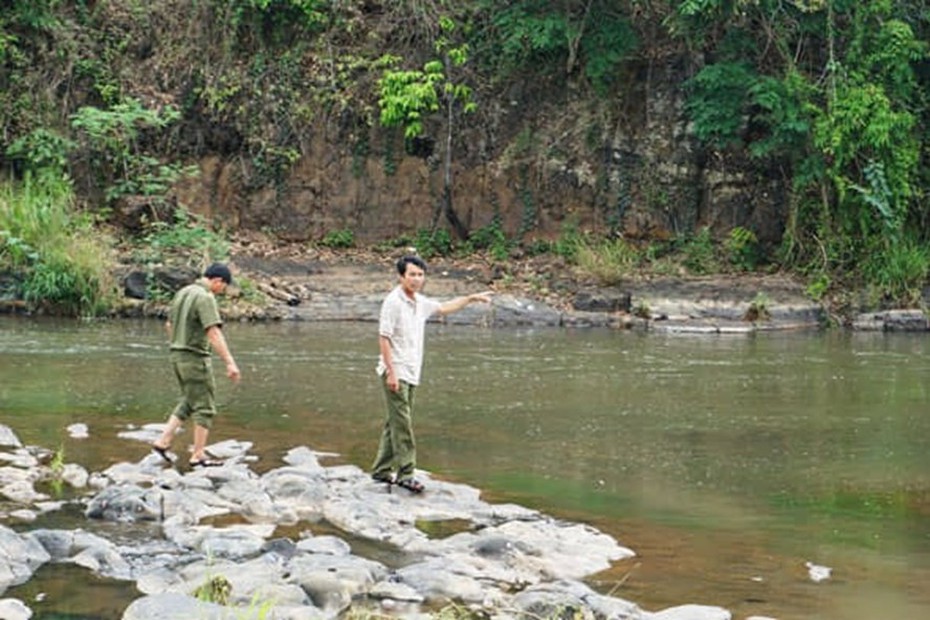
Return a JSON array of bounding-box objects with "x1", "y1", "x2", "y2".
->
[
  {"x1": 113, "y1": 236, "x2": 835, "y2": 333},
  {"x1": 108, "y1": 235, "x2": 930, "y2": 333},
  {"x1": 0, "y1": 423, "x2": 736, "y2": 620}
]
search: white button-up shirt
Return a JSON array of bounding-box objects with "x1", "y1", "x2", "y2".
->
[{"x1": 376, "y1": 286, "x2": 442, "y2": 385}]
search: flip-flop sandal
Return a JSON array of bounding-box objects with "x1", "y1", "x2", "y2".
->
[
  {"x1": 151, "y1": 445, "x2": 174, "y2": 464},
  {"x1": 372, "y1": 472, "x2": 395, "y2": 492},
  {"x1": 395, "y1": 478, "x2": 425, "y2": 494},
  {"x1": 189, "y1": 458, "x2": 224, "y2": 468}
]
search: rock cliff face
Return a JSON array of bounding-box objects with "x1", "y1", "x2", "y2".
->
[
  {"x1": 172, "y1": 58, "x2": 784, "y2": 250},
  {"x1": 3, "y1": 3, "x2": 787, "y2": 251}
]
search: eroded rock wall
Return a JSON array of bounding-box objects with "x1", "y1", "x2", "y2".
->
[{"x1": 173, "y1": 57, "x2": 786, "y2": 248}]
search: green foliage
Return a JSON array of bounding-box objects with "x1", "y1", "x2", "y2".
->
[
  {"x1": 0, "y1": 173, "x2": 72, "y2": 245},
  {"x1": 579, "y1": 11, "x2": 637, "y2": 93},
  {"x1": 685, "y1": 62, "x2": 756, "y2": 149},
  {"x1": 320, "y1": 228, "x2": 355, "y2": 249},
  {"x1": 468, "y1": 218, "x2": 509, "y2": 261},
  {"x1": 381, "y1": 228, "x2": 454, "y2": 259},
  {"x1": 747, "y1": 71, "x2": 813, "y2": 160},
  {"x1": 478, "y1": 1, "x2": 636, "y2": 92},
  {"x1": 414, "y1": 228, "x2": 453, "y2": 259},
  {"x1": 0, "y1": 230, "x2": 38, "y2": 268},
  {"x1": 228, "y1": 0, "x2": 328, "y2": 39},
  {"x1": 813, "y1": 82, "x2": 918, "y2": 228},
  {"x1": 2, "y1": 0, "x2": 61, "y2": 32},
  {"x1": 5, "y1": 128, "x2": 75, "y2": 176},
  {"x1": 665, "y1": 0, "x2": 755, "y2": 46},
  {"x1": 668, "y1": 0, "x2": 927, "y2": 305},
  {"x1": 250, "y1": 145, "x2": 300, "y2": 188},
  {"x1": 552, "y1": 219, "x2": 586, "y2": 261},
  {"x1": 744, "y1": 292, "x2": 771, "y2": 322},
  {"x1": 680, "y1": 226, "x2": 719, "y2": 275},
  {"x1": 377, "y1": 56, "x2": 443, "y2": 139},
  {"x1": 47, "y1": 443, "x2": 66, "y2": 497},
  {"x1": 233, "y1": 275, "x2": 267, "y2": 306},
  {"x1": 192, "y1": 574, "x2": 232, "y2": 605},
  {"x1": 352, "y1": 134, "x2": 370, "y2": 178},
  {"x1": 0, "y1": 173, "x2": 114, "y2": 316},
  {"x1": 377, "y1": 16, "x2": 477, "y2": 140},
  {"x1": 724, "y1": 226, "x2": 760, "y2": 271},
  {"x1": 139, "y1": 210, "x2": 230, "y2": 267},
  {"x1": 805, "y1": 273, "x2": 831, "y2": 302},
  {"x1": 487, "y1": 2, "x2": 568, "y2": 71},
  {"x1": 522, "y1": 237, "x2": 552, "y2": 257},
  {"x1": 860, "y1": 237, "x2": 930, "y2": 307},
  {"x1": 575, "y1": 237, "x2": 639, "y2": 285},
  {"x1": 848, "y1": 161, "x2": 898, "y2": 239},
  {"x1": 22, "y1": 255, "x2": 98, "y2": 316},
  {"x1": 70, "y1": 99, "x2": 193, "y2": 203}
]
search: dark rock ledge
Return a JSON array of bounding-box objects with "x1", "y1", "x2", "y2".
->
[
  {"x1": 111, "y1": 260, "x2": 831, "y2": 332},
  {"x1": 0, "y1": 423, "x2": 731, "y2": 620}
]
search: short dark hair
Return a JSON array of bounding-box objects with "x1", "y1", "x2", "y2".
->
[
  {"x1": 396, "y1": 255, "x2": 427, "y2": 276},
  {"x1": 204, "y1": 262, "x2": 232, "y2": 284}
]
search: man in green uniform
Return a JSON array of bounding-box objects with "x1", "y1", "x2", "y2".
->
[{"x1": 151, "y1": 263, "x2": 241, "y2": 468}]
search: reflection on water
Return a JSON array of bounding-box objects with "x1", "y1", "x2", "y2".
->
[{"x1": 2, "y1": 316, "x2": 930, "y2": 619}]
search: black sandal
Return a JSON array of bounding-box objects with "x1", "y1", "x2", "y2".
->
[
  {"x1": 189, "y1": 458, "x2": 224, "y2": 468},
  {"x1": 151, "y1": 445, "x2": 174, "y2": 464},
  {"x1": 395, "y1": 478, "x2": 425, "y2": 494}
]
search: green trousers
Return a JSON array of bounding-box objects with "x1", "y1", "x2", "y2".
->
[
  {"x1": 169, "y1": 350, "x2": 217, "y2": 429},
  {"x1": 371, "y1": 376, "x2": 417, "y2": 480}
]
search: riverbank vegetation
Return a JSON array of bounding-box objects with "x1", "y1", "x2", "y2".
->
[
  {"x1": 1, "y1": 1, "x2": 928, "y2": 316},
  {"x1": 0, "y1": 172, "x2": 113, "y2": 316}
]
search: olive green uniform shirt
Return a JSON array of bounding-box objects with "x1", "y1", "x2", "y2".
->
[{"x1": 169, "y1": 282, "x2": 222, "y2": 356}]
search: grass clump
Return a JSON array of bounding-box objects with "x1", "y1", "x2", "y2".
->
[
  {"x1": 0, "y1": 172, "x2": 115, "y2": 316},
  {"x1": 575, "y1": 237, "x2": 639, "y2": 285}
]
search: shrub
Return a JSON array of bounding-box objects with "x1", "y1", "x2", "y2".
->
[
  {"x1": 725, "y1": 226, "x2": 760, "y2": 271},
  {"x1": 413, "y1": 228, "x2": 453, "y2": 258},
  {"x1": 680, "y1": 226, "x2": 719, "y2": 274},
  {"x1": 139, "y1": 210, "x2": 230, "y2": 267},
  {"x1": 552, "y1": 220, "x2": 586, "y2": 262},
  {"x1": 468, "y1": 220, "x2": 509, "y2": 261},
  {"x1": 320, "y1": 228, "x2": 355, "y2": 249}
]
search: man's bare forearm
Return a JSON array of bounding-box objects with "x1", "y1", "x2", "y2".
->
[
  {"x1": 207, "y1": 325, "x2": 241, "y2": 381},
  {"x1": 439, "y1": 291, "x2": 493, "y2": 316}
]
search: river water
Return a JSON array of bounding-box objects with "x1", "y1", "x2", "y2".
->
[{"x1": 1, "y1": 316, "x2": 929, "y2": 619}]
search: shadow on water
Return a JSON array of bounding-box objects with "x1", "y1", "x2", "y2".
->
[{"x1": 2, "y1": 317, "x2": 930, "y2": 619}]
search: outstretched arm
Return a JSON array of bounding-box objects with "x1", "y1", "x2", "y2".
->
[
  {"x1": 438, "y1": 291, "x2": 493, "y2": 316},
  {"x1": 206, "y1": 325, "x2": 241, "y2": 382}
]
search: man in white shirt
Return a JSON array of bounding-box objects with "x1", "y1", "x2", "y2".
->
[{"x1": 371, "y1": 255, "x2": 492, "y2": 493}]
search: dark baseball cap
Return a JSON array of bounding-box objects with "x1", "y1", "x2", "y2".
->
[{"x1": 204, "y1": 262, "x2": 233, "y2": 284}]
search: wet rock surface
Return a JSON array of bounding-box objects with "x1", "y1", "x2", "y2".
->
[{"x1": 0, "y1": 423, "x2": 732, "y2": 619}]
